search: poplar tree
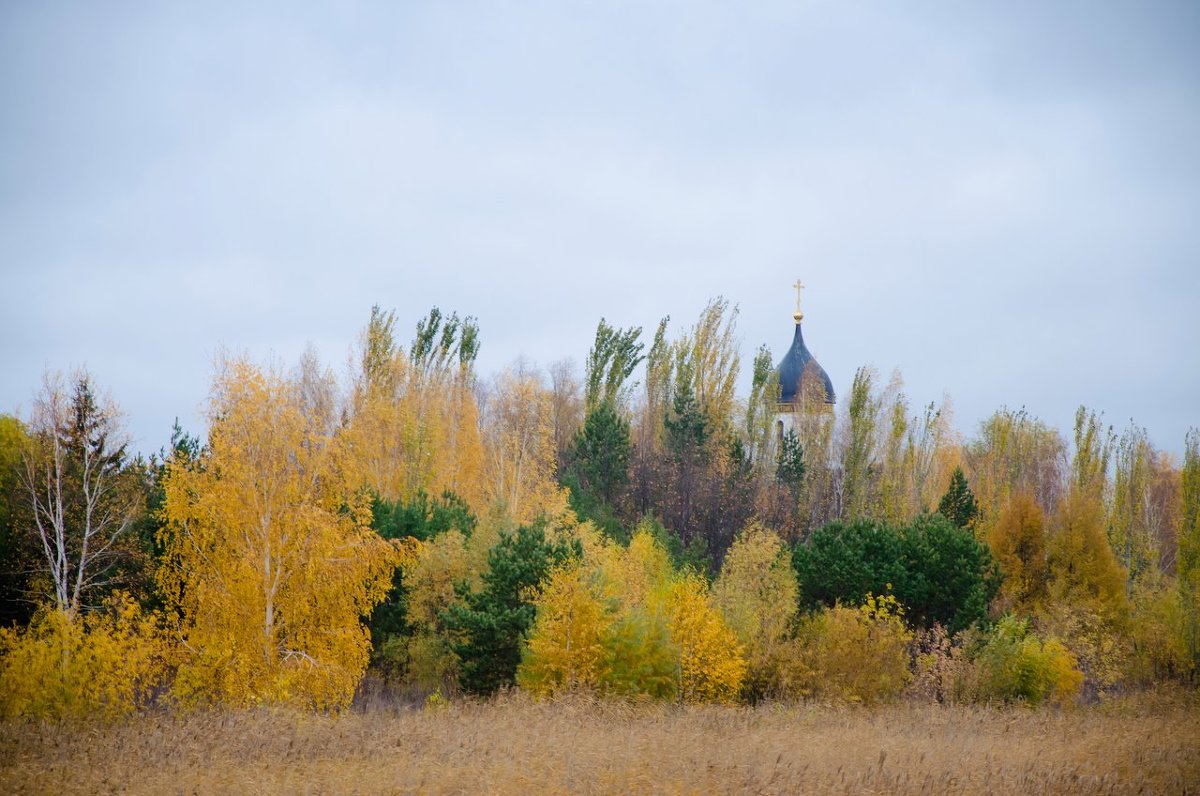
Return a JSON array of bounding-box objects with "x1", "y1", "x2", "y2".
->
[{"x1": 1180, "y1": 429, "x2": 1200, "y2": 675}]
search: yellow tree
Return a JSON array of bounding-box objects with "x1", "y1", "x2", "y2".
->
[
  {"x1": 963, "y1": 408, "x2": 1067, "y2": 521},
  {"x1": 1047, "y1": 489, "x2": 1126, "y2": 617},
  {"x1": 160, "y1": 358, "x2": 398, "y2": 709},
  {"x1": 517, "y1": 561, "x2": 610, "y2": 694},
  {"x1": 665, "y1": 572, "x2": 747, "y2": 703},
  {"x1": 989, "y1": 492, "x2": 1049, "y2": 613},
  {"x1": 675, "y1": 297, "x2": 740, "y2": 437},
  {"x1": 482, "y1": 366, "x2": 567, "y2": 524},
  {"x1": 341, "y1": 306, "x2": 487, "y2": 511},
  {"x1": 518, "y1": 525, "x2": 746, "y2": 702},
  {"x1": 712, "y1": 520, "x2": 797, "y2": 699},
  {"x1": 1181, "y1": 429, "x2": 1200, "y2": 674}
]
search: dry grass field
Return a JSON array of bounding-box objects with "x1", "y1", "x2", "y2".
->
[{"x1": 2, "y1": 690, "x2": 1197, "y2": 795}]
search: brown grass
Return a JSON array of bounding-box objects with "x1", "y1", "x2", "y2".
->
[{"x1": 2, "y1": 690, "x2": 1197, "y2": 795}]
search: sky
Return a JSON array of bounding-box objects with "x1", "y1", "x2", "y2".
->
[{"x1": 2, "y1": 1, "x2": 1198, "y2": 458}]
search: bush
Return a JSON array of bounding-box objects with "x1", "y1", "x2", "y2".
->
[
  {"x1": 517, "y1": 529, "x2": 744, "y2": 703},
  {"x1": 793, "y1": 515, "x2": 1000, "y2": 633},
  {"x1": 1125, "y1": 579, "x2": 1189, "y2": 685},
  {"x1": 0, "y1": 594, "x2": 167, "y2": 718},
  {"x1": 974, "y1": 615, "x2": 1082, "y2": 707},
  {"x1": 787, "y1": 594, "x2": 912, "y2": 704}
]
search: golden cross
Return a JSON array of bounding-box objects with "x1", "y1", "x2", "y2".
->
[{"x1": 793, "y1": 279, "x2": 804, "y2": 315}]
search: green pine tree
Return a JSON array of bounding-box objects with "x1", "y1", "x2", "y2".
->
[
  {"x1": 776, "y1": 427, "x2": 806, "y2": 492},
  {"x1": 443, "y1": 522, "x2": 579, "y2": 695},
  {"x1": 938, "y1": 466, "x2": 979, "y2": 530},
  {"x1": 570, "y1": 402, "x2": 632, "y2": 508}
]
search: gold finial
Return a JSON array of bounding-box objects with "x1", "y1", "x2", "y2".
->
[{"x1": 793, "y1": 279, "x2": 805, "y2": 322}]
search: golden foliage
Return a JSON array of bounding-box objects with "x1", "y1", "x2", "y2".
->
[
  {"x1": 0, "y1": 594, "x2": 166, "y2": 718},
  {"x1": 712, "y1": 521, "x2": 797, "y2": 699},
  {"x1": 482, "y1": 368, "x2": 568, "y2": 524},
  {"x1": 989, "y1": 492, "x2": 1049, "y2": 612},
  {"x1": 1047, "y1": 490, "x2": 1127, "y2": 620},
  {"x1": 787, "y1": 594, "x2": 913, "y2": 704},
  {"x1": 518, "y1": 527, "x2": 745, "y2": 702},
  {"x1": 1039, "y1": 602, "x2": 1128, "y2": 694},
  {"x1": 973, "y1": 615, "x2": 1082, "y2": 707},
  {"x1": 963, "y1": 409, "x2": 1066, "y2": 521},
  {"x1": 663, "y1": 572, "x2": 747, "y2": 703},
  {"x1": 1125, "y1": 577, "x2": 1189, "y2": 684},
  {"x1": 342, "y1": 354, "x2": 486, "y2": 512},
  {"x1": 159, "y1": 358, "x2": 398, "y2": 710},
  {"x1": 517, "y1": 562, "x2": 610, "y2": 693}
]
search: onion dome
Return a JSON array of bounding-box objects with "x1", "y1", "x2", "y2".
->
[{"x1": 778, "y1": 280, "x2": 835, "y2": 406}]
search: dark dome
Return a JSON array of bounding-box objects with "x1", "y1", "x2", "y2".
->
[{"x1": 778, "y1": 323, "x2": 835, "y2": 405}]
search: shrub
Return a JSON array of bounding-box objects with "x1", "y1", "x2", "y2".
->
[
  {"x1": 788, "y1": 594, "x2": 912, "y2": 704},
  {"x1": 974, "y1": 615, "x2": 1082, "y2": 707},
  {"x1": 793, "y1": 515, "x2": 1000, "y2": 633},
  {"x1": 0, "y1": 594, "x2": 167, "y2": 718}
]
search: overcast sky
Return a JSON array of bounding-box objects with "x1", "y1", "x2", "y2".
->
[{"x1": 2, "y1": 1, "x2": 1197, "y2": 458}]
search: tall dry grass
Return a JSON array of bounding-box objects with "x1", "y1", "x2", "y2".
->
[{"x1": 2, "y1": 689, "x2": 1197, "y2": 794}]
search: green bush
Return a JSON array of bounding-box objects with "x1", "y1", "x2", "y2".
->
[{"x1": 974, "y1": 615, "x2": 1082, "y2": 706}]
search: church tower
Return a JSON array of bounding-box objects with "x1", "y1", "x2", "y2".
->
[{"x1": 776, "y1": 280, "x2": 835, "y2": 438}]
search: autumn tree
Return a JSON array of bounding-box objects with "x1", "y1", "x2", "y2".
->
[
  {"x1": 482, "y1": 365, "x2": 567, "y2": 523},
  {"x1": 519, "y1": 524, "x2": 745, "y2": 702},
  {"x1": 876, "y1": 378, "x2": 911, "y2": 524},
  {"x1": 160, "y1": 357, "x2": 398, "y2": 709},
  {"x1": 712, "y1": 521, "x2": 797, "y2": 700},
  {"x1": 547, "y1": 359, "x2": 584, "y2": 471},
  {"x1": 964, "y1": 408, "x2": 1067, "y2": 520},
  {"x1": 674, "y1": 297, "x2": 740, "y2": 436},
  {"x1": 367, "y1": 489, "x2": 476, "y2": 664},
  {"x1": 988, "y1": 492, "x2": 1048, "y2": 612},
  {"x1": 0, "y1": 415, "x2": 34, "y2": 626},
  {"x1": 788, "y1": 593, "x2": 912, "y2": 704},
  {"x1": 1046, "y1": 489, "x2": 1127, "y2": 619},
  {"x1": 517, "y1": 559, "x2": 610, "y2": 694},
  {"x1": 20, "y1": 369, "x2": 145, "y2": 619},
  {"x1": 583, "y1": 319, "x2": 645, "y2": 411},
  {"x1": 343, "y1": 306, "x2": 486, "y2": 511},
  {"x1": 410, "y1": 306, "x2": 480, "y2": 376},
  {"x1": 838, "y1": 367, "x2": 883, "y2": 520},
  {"x1": 744, "y1": 344, "x2": 778, "y2": 477},
  {"x1": 1070, "y1": 406, "x2": 1114, "y2": 500},
  {"x1": 1109, "y1": 422, "x2": 1161, "y2": 588},
  {"x1": 1180, "y1": 429, "x2": 1200, "y2": 675}
]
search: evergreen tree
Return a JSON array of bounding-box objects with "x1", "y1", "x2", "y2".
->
[
  {"x1": 793, "y1": 514, "x2": 1000, "y2": 633},
  {"x1": 664, "y1": 374, "x2": 708, "y2": 458},
  {"x1": 937, "y1": 466, "x2": 979, "y2": 530},
  {"x1": 569, "y1": 402, "x2": 632, "y2": 508},
  {"x1": 368, "y1": 489, "x2": 476, "y2": 652},
  {"x1": 897, "y1": 513, "x2": 1001, "y2": 633},
  {"x1": 775, "y1": 427, "x2": 806, "y2": 492},
  {"x1": 443, "y1": 521, "x2": 578, "y2": 695}
]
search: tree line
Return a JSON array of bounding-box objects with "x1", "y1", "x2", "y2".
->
[{"x1": 0, "y1": 300, "x2": 1197, "y2": 714}]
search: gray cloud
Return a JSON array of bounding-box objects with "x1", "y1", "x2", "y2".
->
[{"x1": 2, "y1": 1, "x2": 1197, "y2": 456}]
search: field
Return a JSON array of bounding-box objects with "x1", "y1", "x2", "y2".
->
[{"x1": 2, "y1": 691, "x2": 1197, "y2": 795}]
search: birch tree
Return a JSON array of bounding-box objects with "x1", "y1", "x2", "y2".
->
[
  {"x1": 160, "y1": 357, "x2": 398, "y2": 709},
  {"x1": 21, "y1": 369, "x2": 142, "y2": 619}
]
